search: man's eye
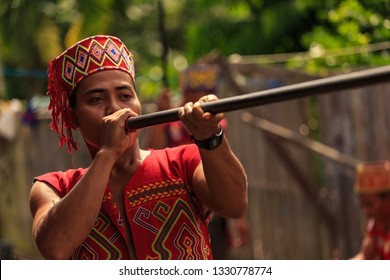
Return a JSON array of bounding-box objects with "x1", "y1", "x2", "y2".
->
[
  {"x1": 120, "y1": 94, "x2": 132, "y2": 100},
  {"x1": 89, "y1": 96, "x2": 104, "y2": 103}
]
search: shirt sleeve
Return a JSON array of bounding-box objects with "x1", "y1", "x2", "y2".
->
[{"x1": 34, "y1": 168, "x2": 86, "y2": 197}]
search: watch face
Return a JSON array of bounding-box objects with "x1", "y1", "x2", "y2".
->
[{"x1": 210, "y1": 138, "x2": 220, "y2": 148}]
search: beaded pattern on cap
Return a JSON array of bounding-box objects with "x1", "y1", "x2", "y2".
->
[
  {"x1": 180, "y1": 64, "x2": 220, "y2": 94},
  {"x1": 355, "y1": 161, "x2": 390, "y2": 194}
]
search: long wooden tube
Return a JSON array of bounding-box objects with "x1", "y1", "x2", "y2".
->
[{"x1": 127, "y1": 65, "x2": 390, "y2": 130}]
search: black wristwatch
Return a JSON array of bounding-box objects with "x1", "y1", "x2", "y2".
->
[{"x1": 191, "y1": 126, "x2": 224, "y2": 150}]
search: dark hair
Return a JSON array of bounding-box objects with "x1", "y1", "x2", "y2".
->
[{"x1": 69, "y1": 92, "x2": 77, "y2": 109}]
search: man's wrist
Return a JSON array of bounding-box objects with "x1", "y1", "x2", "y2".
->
[{"x1": 191, "y1": 126, "x2": 223, "y2": 150}]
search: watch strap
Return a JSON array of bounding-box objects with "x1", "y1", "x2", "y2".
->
[{"x1": 191, "y1": 126, "x2": 223, "y2": 150}]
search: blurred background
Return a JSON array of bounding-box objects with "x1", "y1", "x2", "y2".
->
[{"x1": 0, "y1": 0, "x2": 389, "y2": 260}]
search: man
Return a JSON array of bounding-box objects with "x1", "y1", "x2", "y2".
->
[
  {"x1": 350, "y1": 161, "x2": 390, "y2": 259},
  {"x1": 28, "y1": 35, "x2": 248, "y2": 260}
]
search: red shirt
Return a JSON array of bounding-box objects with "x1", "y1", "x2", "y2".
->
[
  {"x1": 367, "y1": 218, "x2": 390, "y2": 260},
  {"x1": 34, "y1": 144, "x2": 212, "y2": 260}
]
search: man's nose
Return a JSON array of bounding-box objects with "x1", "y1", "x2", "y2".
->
[{"x1": 106, "y1": 98, "x2": 121, "y2": 115}]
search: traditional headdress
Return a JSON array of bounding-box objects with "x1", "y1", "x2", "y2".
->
[
  {"x1": 180, "y1": 63, "x2": 220, "y2": 94},
  {"x1": 355, "y1": 161, "x2": 390, "y2": 194},
  {"x1": 46, "y1": 35, "x2": 135, "y2": 152}
]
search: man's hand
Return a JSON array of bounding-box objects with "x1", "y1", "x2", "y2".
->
[{"x1": 179, "y1": 94, "x2": 224, "y2": 140}]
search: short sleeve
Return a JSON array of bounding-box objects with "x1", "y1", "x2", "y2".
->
[{"x1": 34, "y1": 168, "x2": 87, "y2": 197}]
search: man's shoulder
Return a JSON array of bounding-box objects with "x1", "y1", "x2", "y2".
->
[
  {"x1": 41, "y1": 167, "x2": 87, "y2": 178},
  {"x1": 35, "y1": 168, "x2": 88, "y2": 187},
  {"x1": 147, "y1": 145, "x2": 200, "y2": 167},
  {"x1": 34, "y1": 168, "x2": 88, "y2": 197}
]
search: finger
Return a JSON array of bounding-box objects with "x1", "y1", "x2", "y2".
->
[
  {"x1": 180, "y1": 104, "x2": 197, "y2": 127},
  {"x1": 199, "y1": 94, "x2": 218, "y2": 103},
  {"x1": 192, "y1": 102, "x2": 206, "y2": 119}
]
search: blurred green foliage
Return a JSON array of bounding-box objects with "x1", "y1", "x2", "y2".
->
[{"x1": 0, "y1": 0, "x2": 389, "y2": 101}]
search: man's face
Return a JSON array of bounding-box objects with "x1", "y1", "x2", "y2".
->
[
  {"x1": 359, "y1": 193, "x2": 390, "y2": 223},
  {"x1": 359, "y1": 194, "x2": 381, "y2": 219},
  {"x1": 71, "y1": 70, "x2": 141, "y2": 150}
]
